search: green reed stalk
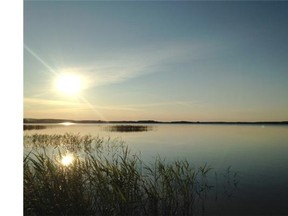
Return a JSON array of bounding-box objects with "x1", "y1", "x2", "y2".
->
[{"x1": 24, "y1": 133, "x2": 239, "y2": 216}]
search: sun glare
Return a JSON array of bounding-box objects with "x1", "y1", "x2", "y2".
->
[
  {"x1": 56, "y1": 74, "x2": 82, "y2": 95},
  {"x1": 61, "y1": 154, "x2": 74, "y2": 166},
  {"x1": 59, "y1": 122, "x2": 75, "y2": 126}
]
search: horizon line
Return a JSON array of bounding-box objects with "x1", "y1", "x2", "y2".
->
[{"x1": 23, "y1": 118, "x2": 288, "y2": 124}]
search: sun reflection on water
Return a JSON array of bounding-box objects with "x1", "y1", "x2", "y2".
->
[
  {"x1": 60, "y1": 122, "x2": 75, "y2": 126},
  {"x1": 61, "y1": 154, "x2": 74, "y2": 166}
]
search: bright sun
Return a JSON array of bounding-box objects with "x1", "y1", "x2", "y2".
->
[{"x1": 55, "y1": 74, "x2": 82, "y2": 95}]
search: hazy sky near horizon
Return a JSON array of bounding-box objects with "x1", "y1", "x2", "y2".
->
[{"x1": 24, "y1": 1, "x2": 288, "y2": 122}]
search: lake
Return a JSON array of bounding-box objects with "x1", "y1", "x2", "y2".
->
[{"x1": 24, "y1": 123, "x2": 288, "y2": 215}]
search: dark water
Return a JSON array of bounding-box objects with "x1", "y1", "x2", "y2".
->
[{"x1": 24, "y1": 123, "x2": 288, "y2": 215}]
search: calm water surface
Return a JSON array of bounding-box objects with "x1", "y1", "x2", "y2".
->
[{"x1": 24, "y1": 124, "x2": 288, "y2": 215}]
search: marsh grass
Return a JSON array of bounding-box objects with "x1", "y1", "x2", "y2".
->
[
  {"x1": 23, "y1": 125, "x2": 47, "y2": 130},
  {"x1": 24, "y1": 133, "x2": 239, "y2": 216},
  {"x1": 104, "y1": 125, "x2": 154, "y2": 133}
]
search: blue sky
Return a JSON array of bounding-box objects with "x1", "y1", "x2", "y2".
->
[{"x1": 24, "y1": 1, "x2": 288, "y2": 121}]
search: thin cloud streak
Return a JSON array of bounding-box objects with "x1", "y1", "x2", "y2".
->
[
  {"x1": 123, "y1": 100, "x2": 206, "y2": 108},
  {"x1": 24, "y1": 98, "x2": 204, "y2": 114},
  {"x1": 24, "y1": 98, "x2": 141, "y2": 112},
  {"x1": 63, "y1": 41, "x2": 213, "y2": 88}
]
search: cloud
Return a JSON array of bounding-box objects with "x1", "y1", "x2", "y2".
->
[
  {"x1": 24, "y1": 97, "x2": 140, "y2": 112},
  {"x1": 58, "y1": 41, "x2": 213, "y2": 88},
  {"x1": 24, "y1": 97, "x2": 205, "y2": 115}
]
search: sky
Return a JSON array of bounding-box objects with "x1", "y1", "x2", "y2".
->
[{"x1": 24, "y1": 1, "x2": 288, "y2": 122}]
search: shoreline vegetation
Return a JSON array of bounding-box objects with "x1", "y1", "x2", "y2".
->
[
  {"x1": 24, "y1": 125, "x2": 48, "y2": 131},
  {"x1": 24, "y1": 133, "x2": 239, "y2": 216},
  {"x1": 24, "y1": 118, "x2": 288, "y2": 125},
  {"x1": 23, "y1": 124, "x2": 154, "y2": 132},
  {"x1": 105, "y1": 125, "x2": 154, "y2": 133}
]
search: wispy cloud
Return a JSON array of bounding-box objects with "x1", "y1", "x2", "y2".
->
[
  {"x1": 24, "y1": 97, "x2": 205, "y2": 113},
  {"x1": 122, "y1": 100, "x2": 204, "y2": 108},
  {"x1": 58, "y1": 41, "x2": 213, "y2": 88},
  {"x1": 24, "y1": 98, "x2": 140, "y2": 112}
]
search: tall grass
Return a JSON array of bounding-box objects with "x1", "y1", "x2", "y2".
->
[{"x1": 24, "y1": 133, "x2": 239, "y2": 216}]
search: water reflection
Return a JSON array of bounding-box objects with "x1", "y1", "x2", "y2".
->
[
  {"x1": 59, "y1": 122, "x2": 75, "y2": 126},
  {"x1": 60, "y1": 153, "x2": 74, "y2": 166},
  {"x1": 104, "y1": 124, "x2": 154, "y2": 133},
  {"x1": 23, "y1": 125, "x2": 288, "y2": 214},
  {"x1": 24, "y1": 133, "x2": 240, "y2": 216}
]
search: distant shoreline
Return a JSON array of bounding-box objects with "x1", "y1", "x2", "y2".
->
[{"x1": 24, "y1": 118, "x2": 288, "y2": 125}]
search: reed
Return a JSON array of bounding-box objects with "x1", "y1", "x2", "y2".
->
[
  {"x1": 24, "y1": 133, "x2": 239, "y2": 216},
  {"x1": 23, "y1": 125, "x2": 47, "y2": 130},
  {"x1": 104, "y1": 125, "x2": 153, "y2": 133}
]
